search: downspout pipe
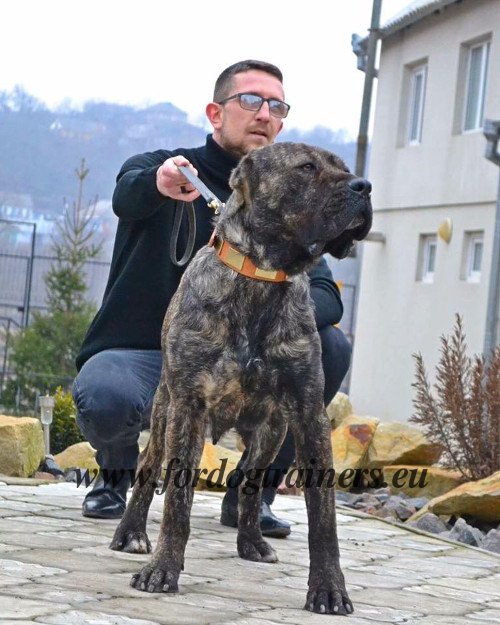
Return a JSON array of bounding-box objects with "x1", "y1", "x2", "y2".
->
[{"x1": 483, "y1": 119, "x2": 500, "y2": 357}]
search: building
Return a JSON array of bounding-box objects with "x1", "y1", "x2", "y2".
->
[{"x1": 349, "y1": 0, "x2": 500, "y2": 422}]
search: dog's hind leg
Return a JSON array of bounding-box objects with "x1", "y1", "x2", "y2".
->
[
  {"x1": 130, "y1": 396, "x2": 206, "y2": 593},
  {"x1": 236, "y1": 416, "x2": 287, "y2": 563},
  {"x1": 110, "y1": 376, "x2": 170, "y2": 554},
  {"x1": 290, "y1": 410, "x2": 353, "y2": 616}
]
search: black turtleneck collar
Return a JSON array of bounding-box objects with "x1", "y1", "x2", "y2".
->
[{"x1": 195, "y1": 135, "x2": 240, "y2": 193}]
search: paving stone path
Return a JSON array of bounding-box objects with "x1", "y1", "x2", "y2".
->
[{"x1": 0, "y1": 480, "x2": 499, "y2": 624}]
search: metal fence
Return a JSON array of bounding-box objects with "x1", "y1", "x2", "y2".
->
[
  {"x1": 0, "y1": 247, "x2": 110, "y2": 400},
  {"x1": 0, "y1": 252, "x2": 110, "y2": 326}
]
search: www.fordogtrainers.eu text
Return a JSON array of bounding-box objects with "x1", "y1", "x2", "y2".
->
[{"x1": 75, "y1": 458, "x2": 428, "y2": 495}]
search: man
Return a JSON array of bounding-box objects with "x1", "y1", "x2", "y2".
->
[{"x1": 73, "y1": 60, "x2": 351, "y2": 537}]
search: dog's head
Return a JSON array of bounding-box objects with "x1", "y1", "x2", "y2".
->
[{"x1": 224, "y1": 142, "x2": 372, "y2": 275}]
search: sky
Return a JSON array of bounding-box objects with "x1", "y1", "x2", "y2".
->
[{"x1": 1, "y1": 0, "x2": 412, "y2": 138}]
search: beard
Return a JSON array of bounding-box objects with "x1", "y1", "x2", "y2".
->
[{"x1": 217, "y1": 127, "x2": 271, "y2": 159}]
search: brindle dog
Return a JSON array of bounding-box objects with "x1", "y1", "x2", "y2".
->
[{"x1": 110, "y1": 142, "x2": 372, "y2": 615}]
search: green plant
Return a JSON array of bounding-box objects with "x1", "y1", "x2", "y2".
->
[
  {"x1": 411, "y1": 314, "x2": 500, "y2": 481},
  {"x1": 7, "y1": 160, "x2": 101, "y2": 411},
  {"x1": 50, "y1": 386, "x2": 85, "y2": 454}
]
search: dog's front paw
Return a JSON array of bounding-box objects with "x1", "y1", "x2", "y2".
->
[
  {"x1": 237, "y1": 536, "x2": 278, "y2": 563},
  {"x1": 110, "y1": 529, "x2": 152, "y2": 554},
  {"x1": 305, "y1": 582, "x2": 353, "y2": 615},
  {"x1": 130, "y1": 561, "x2": 180, "y2": 593}
]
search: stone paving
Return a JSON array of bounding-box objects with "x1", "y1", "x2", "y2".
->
[{"x1": 0, "y1": 480, "x2": 499, "y2": 624}]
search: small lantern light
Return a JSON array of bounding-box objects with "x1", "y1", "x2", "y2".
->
[{"x1": 39, "y1": 393, "x2": 55, "y2": 456}]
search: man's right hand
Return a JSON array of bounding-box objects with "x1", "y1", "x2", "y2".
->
[{"x1": 156, "y1": 155, "x2": 201, "y2": 202}]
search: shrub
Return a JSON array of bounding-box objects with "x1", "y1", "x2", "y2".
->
[
  {"x1": 50, "y1": 386, "x2": 85, "y2": 455},
  {"x1": 411, "y1": 314, "x2": 500, "y2": 481}
]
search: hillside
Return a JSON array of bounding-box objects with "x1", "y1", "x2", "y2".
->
[{"x1": 0, "y1": 87, "x2": 356, "y2": 215}]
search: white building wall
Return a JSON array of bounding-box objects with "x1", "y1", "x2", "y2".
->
[{"x1": 349, "y1": 0, "x2": 500, "y2": 422}]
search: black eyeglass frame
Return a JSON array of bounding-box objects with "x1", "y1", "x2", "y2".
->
[{"x1": 216, "y1": 92, "x2": 291, "y2": 119}]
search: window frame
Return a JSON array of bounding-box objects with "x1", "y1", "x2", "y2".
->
[
  {"x1": 463, "y1": 40, "x2": 490, "y2": 132},
  {"x1": 465, "y1": 232, "x2": 484, "y2": 283},
  {"x1": 417, "y1": 234, "x2": 437, "y2": 284},
  {"x1": 408, "y1": 64, "x2": 427, "y2": 145}
]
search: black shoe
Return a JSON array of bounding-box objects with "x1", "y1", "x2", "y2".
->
[
  {"x1": 259, "y1": 501, "x2": 291, "y2": 538},
  {"x1": 220, "y1": 498, "x2": 291, "y2": 538},
  {"x1": 82, "y1": 471, "x2": 131, "y2": 519}
]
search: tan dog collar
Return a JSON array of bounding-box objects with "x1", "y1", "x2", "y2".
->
[{"x1": 208, "y1": 232, "x2": 289, "y2": 283}]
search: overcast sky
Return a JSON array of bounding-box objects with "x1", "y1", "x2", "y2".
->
[{"x1": 1, "y1": 0, "x2": 412, "y2": 138}]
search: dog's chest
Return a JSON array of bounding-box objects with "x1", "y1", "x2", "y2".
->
[{"x1": 166, "y1": 264, "x2": 318, "y2": 436}]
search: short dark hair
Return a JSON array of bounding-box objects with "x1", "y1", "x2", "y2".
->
[{"x1": 213, "y1": 60, "x2": 284, "y2": 102}]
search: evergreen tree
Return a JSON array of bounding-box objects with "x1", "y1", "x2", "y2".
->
[{"x1": 6, "y1": 160, "x2": 101, "y2": 411}]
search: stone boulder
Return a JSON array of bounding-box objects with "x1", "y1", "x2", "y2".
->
[
  {"x1": 326, "y1": 392, "x2": 353, "y2": 428},
  {"x1": 445, "y1": 517, "x2": 484, "y2": 547},
  {"x1": 195, "y1": 442, "x2": 242, "y2": 491},
  {"x1": 366, "y1": 423, "x2": 442, "y2": 469},
  {"x1": 482, "y1": 528, "x2": 500, "y2": 554},
  {"x1": 383, "y1": 465, "x2": 465, "y2": 499},
  {"x1": 408, "y1": 512, "x2": 449, "y2": 534},
  {"x1": 54, "y1": 442, "x2": 98, "y2": 471},
  {"x1": 331, "y1": 415, "x2": 379, "y2": 487},
  {"x1": 0, "y1": 415, "x2": 45, "y2": 477},
  {"x1": 408, "y1": 470, "x2": 500, "y2": 524}
]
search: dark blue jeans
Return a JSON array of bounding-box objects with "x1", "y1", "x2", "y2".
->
[
  {"x1": 73, "y1": 349, "x2": 162, "y2": 471},
  {"x1": 73, "y1": 326, "x2": 351, "y2": 491}
]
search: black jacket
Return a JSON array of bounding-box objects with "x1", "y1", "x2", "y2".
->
[{"x1": 76, "y1": 135, "x2": 343, "y2": 370}]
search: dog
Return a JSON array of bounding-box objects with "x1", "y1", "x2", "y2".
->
[{"x1": 110, "y1": 142, "x2": 372, "y2": 615}]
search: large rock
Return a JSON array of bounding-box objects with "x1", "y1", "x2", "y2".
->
[
  {"x1": 383, "y1": 465, "x2": 465, "y2": 499},
  {"x1": 54, "y1": 442, "x2": 98, "y2": 471},
  {"x1": 366, "y1": 423, "x2": 442, "y2": 469},
  {"x1": 0, "y1": 415, "x2": 45, "y2": 477},
  {"x1": 408, "y1": 471, "x2": 500, "y2": 524},
  {"x1": 331, "y1": 415, "x2": 379, "y2": 488},
  {"x1": 482, "y1": 528, "x2": 500, "y2": 554},
  {"x1": 446, "y1": 517, "x2": 484, "y2": 547},
  {"x1": 195, "y1": 442, "x2": 242, "y2": 491},
  {"x1": 408, "y1": 512, "x2": 448, "y2": 534},
  {"x1": 326, "y1": 392, "x2": 353, "y2": 428}
]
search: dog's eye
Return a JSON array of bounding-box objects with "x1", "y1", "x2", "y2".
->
[{"x1": 299, "y1": 163, "x2": 316, "y2": 172}]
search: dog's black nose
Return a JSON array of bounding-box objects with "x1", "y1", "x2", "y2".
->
[{"x1": 348, "y1": 178, "x2": 372, "y2": 197}]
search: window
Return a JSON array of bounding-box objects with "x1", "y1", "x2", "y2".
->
[
  {"x1": 417, "y1": 234, "x2": 437, "y2": 283},
  {"x1": 462, "y1": 231, "x2": 484, "y2": 282},
  {"x1": 463, "y1": 41, "x2": 490, "y2": 131},
  {"x1": 408, "y1": 65, "x2": 427, "y2": 144}
]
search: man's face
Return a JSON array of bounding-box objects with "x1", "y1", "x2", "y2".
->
[{"x1": 208, "y1": 70, "x2": 285, "y2": 158}]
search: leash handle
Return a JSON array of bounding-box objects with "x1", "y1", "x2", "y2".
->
[
  {"x1": 177, "y1": 165, "x2": 225, "y2": 215},
  {"x1": 169, "y1": 164, "x2": 226, "y2": 266},
  {"x1": 169, "y1": 201, "x2": 196, "y2": 267}
]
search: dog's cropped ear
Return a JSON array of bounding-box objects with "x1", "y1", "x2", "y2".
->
[
  {"x1": 229, "y1": 153, "x2": 255, "y2": 197},
  {"x1": 324, "y1": 207, "x2": 373, "y2": 259},
  {"x1": 224, "y1": 154, "x2": 255, "y2": 218}
]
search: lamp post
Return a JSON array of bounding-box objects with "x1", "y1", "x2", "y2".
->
[
  {"x1": 352, "y1": 0, "x2": 382, "y2": 179},
  {"x1": 38, "y1": 393, "x2": 65, "y2": 477},
  {"x1": 39, "y1": 393, "x2": 55, "y2": 457}
]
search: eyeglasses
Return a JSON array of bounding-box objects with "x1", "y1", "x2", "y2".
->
[{"x1": 216, "y1": 92, "x2": 290, "y2": 119}]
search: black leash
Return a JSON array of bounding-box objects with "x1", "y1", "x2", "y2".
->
[
  {"x1": 169, "y1": 201, "x2": 196, "y2": 267},
  {"x1": 169, "y1": 166, "x2": 225, "y2": 267}
]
